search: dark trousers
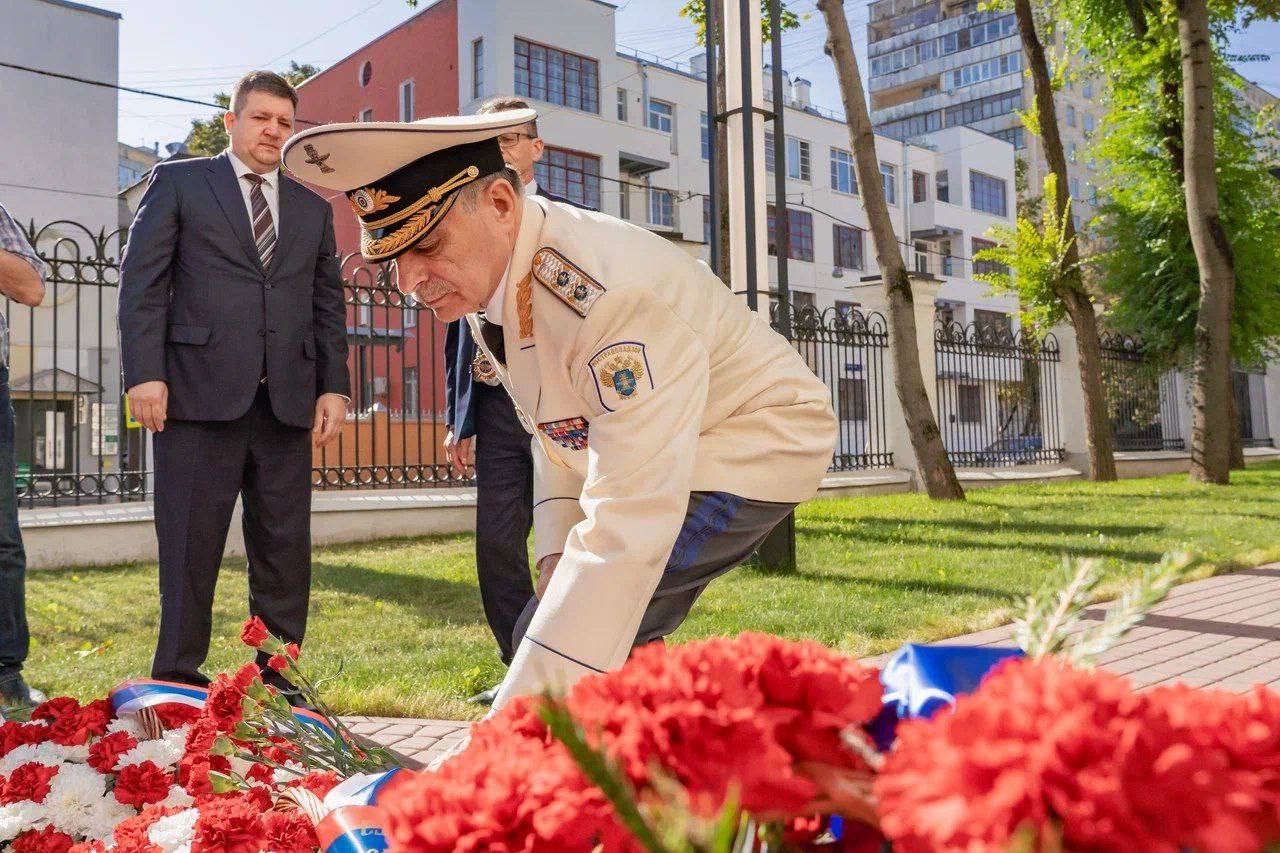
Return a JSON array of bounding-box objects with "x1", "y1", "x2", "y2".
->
[
  {"x1": 472, "y1": 382, "x2": 534, "y2": 665},
  {"x1": 151, "y1": 385, "x2": 312, "y2": 686},
  {"x1": 0, "y1": 367, "x2": 28, "y2": 679},
  {"x1": 512, "y1": 491, "x2": 795, "y2": 654}
]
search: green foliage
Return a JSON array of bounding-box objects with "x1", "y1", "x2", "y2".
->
[
  {"x1": 1055, "y1": 0, "x2": 1280, "y2": 364},
  {"x1": 975, "y1": 173, "x2": 1077, "y2": 334},
  {"x1": 678, "y1": 0, "x2": 802, "y2": 46},
  {"x1": 185, "y1": 62, "x2": 319, "y2": 157}
]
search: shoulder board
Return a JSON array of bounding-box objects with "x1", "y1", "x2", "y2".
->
[{"x1": 532, "y1": 247, "x2": 606, "y2": 318}]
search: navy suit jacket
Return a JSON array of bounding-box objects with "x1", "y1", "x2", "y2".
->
[
  {"x1": 119, "y1": 152, "x2": 349, "y2": 429},
  {"x1": 444, "y1": 185, "x2": 578, "y2": 440}
]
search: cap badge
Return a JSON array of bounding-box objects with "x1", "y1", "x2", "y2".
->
[
  {"x1": 302, "y1": 144, "x2": 335, "y2": 174},
  {"x1": 349, "y1": 187, "x2": 401, "y2": 218}
]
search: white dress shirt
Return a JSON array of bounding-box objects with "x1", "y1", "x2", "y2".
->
[
  {"x1": 524, "y1": 178, "x2": 538, "y2": 197},
  {"x1": 227, "y1": 150, "x2": 280, "y2": 232}
]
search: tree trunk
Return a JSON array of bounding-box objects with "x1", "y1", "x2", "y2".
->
[
  {"x1": 1011, "y1": 0, "x2": 1116, "y2": 480},
  {"x1": 817, "y1": 0, "x2": 964, "y2": 500},
  {"x1": 1177, "y1": 0, "x2": 1234, "y2": 484}
]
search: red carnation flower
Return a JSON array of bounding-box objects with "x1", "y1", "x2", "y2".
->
[
  {"x1": 240, "y1": 616, "x2": 270, "y2": 648},
  {"x1": 11, "y1": 826, "x2": 75, "y2": 853},
  {"x1": 203, "y1": 664, "x2": 261, "y2": 734},
  {"x1": 2, "y1": 762, "x2": 60, "y2": 805},
  {"x1": 152, "y1": 703, "x2": 202, "y2": 730},
  {"x1": 114, "y1": 760, "x2": 173, "y2": 808},
  {"x1": 88, "y1": 730, "x2": 139, "y2": 773},
  {"x1": 178, "y1": 749, "x2": 231, "y2": 798},
  {"x1": 77, "y1": 699, "x2": 113, "y2": 737},
  {"x1": 191, "y1": 794, "x2": 268, "y2": 853},
  {"x1": 68, "y1": 844, "x2": 107, "y2": 853},
  {"x1": 0, "y1": 721, "x2": 50, "y2": 757},
  {"x1": 262, "y1": 810, "x2": 319, "y2": 853},
  {"x1": 31, "y1": 696, "x2": 79, "y2": 723},
  {"x1": 266, "y1": 653, "x2": 291, "y2": 673},
  {"x1": 292, "y1": 770, "x2": 340, "y2": 798},
  {"x1": 112, "y1": 804, "x2": 177, "y2": 853}
]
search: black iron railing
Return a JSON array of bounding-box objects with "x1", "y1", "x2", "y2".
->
[
  {"x1": 1233, "y1": 366, "x2": 1274, "y2": 448},
  {"x1": 1099, "y1": 333, "x2": 1185, "y2": 452},
  {"x1": 773, "y1": 302, "x2": 894, "y2": 470},
  {"x1": 934, "y1": 318, "x2": 1064, "y2": 467}
]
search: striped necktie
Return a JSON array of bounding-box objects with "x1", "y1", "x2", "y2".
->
[{"x1": 242, "y1": 173, "x2": 277, "y2": 269}]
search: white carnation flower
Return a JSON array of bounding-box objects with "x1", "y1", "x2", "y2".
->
[
  {"x1": 159, "y1": 785, "x2": 194, "y2": 809},
  {"x1": 84, "y1": 795, "x2": 135, "y2": 841},
  {"x1": 148, "y1": 807, "x2": 198, "y2": 852},
  {"x1": 105, "y1": 715, "x2": 147, "y2": 739},
  {"x1": 117, "y1": 733, "x2": 185, "y2": 770},
  {"x1": 271, "y1": 761, "x2": 306, "y2": 786},
  {"x1": 43, "y1": 762, "x2": 109, "y2": 837},
  {"x1": 0, "y1": 800, "x2": 48, "y2": 842},
  {"x1": 51, "y1": 742, "x2": 91, "y2": 763},
  {"x1": 0, "y1": 743, "x2": 62, "y2": 774}
]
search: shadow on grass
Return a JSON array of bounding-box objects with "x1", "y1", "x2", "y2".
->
[
  {"x1": 804, "y1": 515, "x2": 1163, "y2": 539},
  {"x1": 762, "y1": 567, "x2": 1021, "y2": 603},
  {"x1": 311, "y1": 561, "x2": 485, "y2": 624}
]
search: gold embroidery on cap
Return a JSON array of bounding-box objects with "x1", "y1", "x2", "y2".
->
[
  {"x1": 361, "y1": 166, "x2": 481, "y2": 230},
  {"x1": 359, "y1": 194, "x2": 460, "y2": 262},
  {"x1": 349, "y1": 187, "x2": 401, "y2": 218}
]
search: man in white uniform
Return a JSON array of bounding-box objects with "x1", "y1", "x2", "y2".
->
[{"x1": 283, "y1": 112, "x2": 837, "y2": 710}]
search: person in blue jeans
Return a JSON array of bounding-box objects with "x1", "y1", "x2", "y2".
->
[{"x1": 0, "y1": 201, "x2": 48, "y2": 709}]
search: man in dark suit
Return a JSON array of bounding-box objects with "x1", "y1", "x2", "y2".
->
[
  {"x1": 444, "y1": 97, "x2": 576, "y2": 704},
  {"x1": 119, "y1": 71, "x2": 349, "y2": 693}
]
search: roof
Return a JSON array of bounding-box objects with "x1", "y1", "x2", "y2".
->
[
  {"x1": 34, "y1": 0, "x2": 121, "y2": 20},
  {"x1": 8, "y1": 368, "x2": 103, "y2": 396},
  {"x1": 118, "y1": 151, "x2": 198, "y2": 197}
]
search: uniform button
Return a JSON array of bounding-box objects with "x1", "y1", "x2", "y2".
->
[
  {"x1": 258, "y1": 329, "x2": 266, "y2": 337},
  {"x1": 264, "y1": 283, "x2": 275, "y2": 290}
]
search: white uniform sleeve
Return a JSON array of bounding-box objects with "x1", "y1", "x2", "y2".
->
[
  {"x1": 493, "y1": 290, "x2": 709, "y2": 707},
  {"x1": 532, "y1": 436, "x2": 586, "y2": 564}
]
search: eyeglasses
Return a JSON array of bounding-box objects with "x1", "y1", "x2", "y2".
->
[{"x1": 497, "y1": 132, "x2": 535, "y2": 148}]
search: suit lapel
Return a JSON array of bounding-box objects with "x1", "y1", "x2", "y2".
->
[
  {"x1": 269, "y1": 176, "x2": 304, "y2": 277},
  {"x1": 205, "y1": 153, "x2": 263, "y2": 272}
]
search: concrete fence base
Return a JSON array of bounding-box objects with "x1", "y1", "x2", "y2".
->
[{"x1": 18, "y1": 446, "x2": 1280, "y2": 571}]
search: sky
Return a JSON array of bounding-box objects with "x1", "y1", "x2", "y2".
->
[{"x1": 91, "y1": 0, "x2": 1280, "y2": 151}]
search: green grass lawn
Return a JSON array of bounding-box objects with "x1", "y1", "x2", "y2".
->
[{"x1": 25, "y1": 463, "x2": 1280, "y2": 721}]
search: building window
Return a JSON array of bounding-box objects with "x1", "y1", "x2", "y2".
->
[
  {"x1": 515, "y1": 37, "x2": 599, "y2": 113},
  {"x1": 767, "y1": 206, "x2": 814, "y2": 262},
  {"x1": 792, "y1": 290, "x2": 816, "y2": 311},
  {"x1": 912, "y1": 170, "x2": 929, "y2": 203},
  {"x1": 936, "y1": 169, "x2": 950, "y2": 203},
  {"x1": 787, "y1": 137, "x2": 811, "y2": 181},
  {"x1": 535, "y1": 146, "x2": 601, "y2": 210},
  {"x1": 939, "y1": 239, "x2": 954, "y2": 276},
  {"x1": 838, "y1": 377, "x2": 868, "y2": 422},
  {"x1": 617, "y1": 88, "x2": 628, "y2": 121},
  {"x1": 1088, "y1": 184, "x2": 1099, "y2": 205},
  {"x1": 970, "y1": 171, "x2": 1007, "y2": 216},
  {"x1": 830, "y1": 148, "x2": 858, "y2": 195},
  {"x1": 700, "y1": 112, "x2": 710, "y2": 160},
  {"x1": 972, "y1": 237, "x2": 1008, "y2": 276},
  {"x1": 648, "y1": 186, "x2": 675, "y2": 228},
  {"x1": 359, "y1": 108, "x2": 373, "y2": 122},
  {"x1": 472, "y1": 39, "x2": 484, "y2": 100},
  {"x1": 1070, "y1": 176, "x2": 1080, "y2": 199},
  {"x1": 958, "y1": 383, "x2": 982, "y2": 423},
  {"x1": 833, "y1": 223, "x2": 864, "y2": 270},
  {"x1": 914, "y1": 241, "x2": 931, "y2": 274},
  {"x1": 1066, "y1": 103, "x2": 1077, "y2": 127},
  {"x1": 765, "y1": 131, "x2": 775, "y2": 173},
  {"x1": 703, "y1": 195, "x2": 711, "y2": 245},
  {"x1": 1083, "y1": 113, "x2": 1096, "y2": 135},
  {"x1": 404, "y1": 367, "x2": 419, "y2": 416},
  {"x1": 647, "y1": 98, "x2": 674, "y2": 133},
  {"x1": 880, "y1": 162, "x2": 897, "y2": 205},
  {"x1": 943, "y1": 89, "x2": 1023, "y2": 127},
  {"x1": 359, "y1": 61, "x2": 373, "y2": 87},
  {"x1": 399, "y1": 79, "x2": 415, "y2": 121},
  {"x1": 990, "y1": 127, "x2": 1025, "y2": 149},
  {"x1": 949, "y1": 51, "x2": 1021, "y2": 89},
  {"x1": 1068, "y1": 142, "x2": 1077, "y2": 162},
  {"x1": 835, "y1": 300, "x2": 859, "y2": 323},
  {"x1": 1082, "y1": 79, "x2": 1094, "y2": 99},
  {"x1": 974, "y1": 309, "x2": 1012, "y2": 338}
]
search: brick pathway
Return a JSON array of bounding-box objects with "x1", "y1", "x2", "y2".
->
[{"x1": 343, "y1": 563, "x2": 1280, "y2": 761}]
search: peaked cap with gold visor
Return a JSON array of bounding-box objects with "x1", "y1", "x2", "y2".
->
[{"x1": 281, "y1": 109, "x2": 537, "y2": 263}]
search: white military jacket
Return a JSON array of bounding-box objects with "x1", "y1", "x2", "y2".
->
[{"x1": 477, "y1": 196, "x2": 837, "y2": 709}]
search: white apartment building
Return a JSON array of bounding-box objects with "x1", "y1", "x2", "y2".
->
[{"x1": 455, "y1": 0, "x2": 1020, "y2": 330}]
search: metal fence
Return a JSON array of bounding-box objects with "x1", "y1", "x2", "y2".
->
[
  {"x1": 934, "y1": 319, "x2": 1064, "y2": 467},
  {"x1": 1233, "y1": 366, "x2": 1274, "y2": 448},
  {"x1": 1099, "y1": 333, "x2": 1185, "y2": 451},
  {"x1": 312, "y1": 257, "x2": 469, "y2": 489},
  {"x1": 10, "y1": 221, "x2": 142, "y2": 507},
  {"x1": 772, "y1": 302, "x2": 893, "y2": 470}
]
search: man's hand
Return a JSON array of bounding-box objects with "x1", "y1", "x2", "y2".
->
[
  {"x1": 313, "y1": 393, "x2": 347, "y2": 448},
  {"x1": 0, "y1": 251, "x2": 45, "y2": 307},
  {"x1": 444, "y1": 429, "x2": 474, "y2": 477},
  {"x1": 535, "y1": 552, "x2": 562, "y2": 599},
  {"x1": 127, "y1": 381, "x2": 168, "y2": 433}
]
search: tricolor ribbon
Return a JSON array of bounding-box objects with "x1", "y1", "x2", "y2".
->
[
  {"x1": 316, "y1": 770, "x2": 413, "y2": 852},
  {"x1": 108, "y1": 678, "x2": 338, "y2": 738}
]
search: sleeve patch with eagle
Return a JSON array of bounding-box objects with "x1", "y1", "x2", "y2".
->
[
  {"x1": 532, "y1": 247, "x2": 606, "y2": 317},
  {"x1": 588, "y1": 341, "x2": 654, "y2": 411}
]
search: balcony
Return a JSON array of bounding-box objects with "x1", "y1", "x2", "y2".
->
[
  {"x1": 871, "y1": 35, "x2": 1020, "y2": 92},
  {"x1": 869, "y1": 8, "x2": 1003, "y2": 58}
]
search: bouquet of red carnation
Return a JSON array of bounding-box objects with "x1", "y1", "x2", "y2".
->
[
  {"x1": 876, "y1": 656, "x2": 1280, "y2": 852},
  {"x1": 374, "y1": 633, "x2": 885, "y2": 852}
]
